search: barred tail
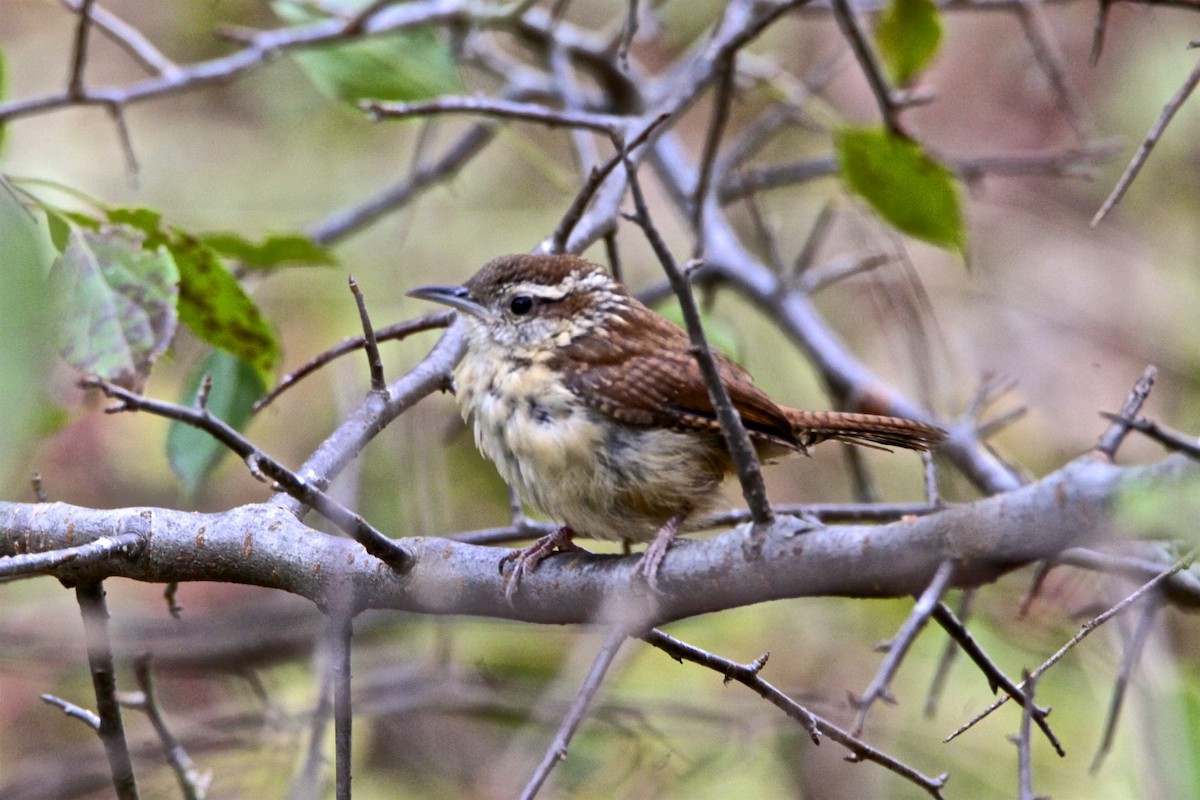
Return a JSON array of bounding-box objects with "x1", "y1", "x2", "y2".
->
[{"x1": 784, "y1": 409, "x2": 946, "y2": 452}]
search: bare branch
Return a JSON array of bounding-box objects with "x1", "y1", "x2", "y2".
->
[
  {"x1": 76, "y1": 581, "x2": 139, "y2": 799},
  {"x1": 518, "y1": 626, "x2": 627, "y2": 800},
  {"x1": 2, "y1": 455, "x2": 1191, "y2": 625},
  {"x1": 1091, "y1": 597, "x2": 1159, "y2": 772},
  {"x1": 80, "y1": 377, "x2": 414, "y2": 574},
  {"x1": 643, "y1": 630, "x2": 948, "y2": 798},
  {"x1": 853, "y1": 560, "x2": 956, "y2": 735},
  {"x1": 1094, "y1": 365, "x2": 1156, "y2": 459},
  {"x1": 1093, "y1": 53, "x2": 1200, "y2": 226},
  {"x1": 130, "y1": 655, "x2": 211, "y2": 800},
  {"x1": 362, "y1": 96, "x2": 627, "y2": 135},
  {"x1": 947, "y1": 544, "x2": 1199, "y2": 744},
  {"x1": 254, "y1": 312, "x2": 453, "y2": 413},
  {"x1": 624, "y1": 157, "x2": 774, "y2": 530},
  {"x1": 348, "y1": 277, "x2": 386, "y2": 393}
]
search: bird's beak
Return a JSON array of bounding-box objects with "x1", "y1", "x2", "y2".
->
[{"x1": 407, "y1": 284, "x2": 488, "y2": 318}]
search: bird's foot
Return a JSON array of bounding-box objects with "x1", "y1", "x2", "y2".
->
[
  {"x1": 499, "y1": 526, "x2": 587, "y2": 603},
  {"x1": 632, "y1": 512, "x2": 687, "y2": 594}
]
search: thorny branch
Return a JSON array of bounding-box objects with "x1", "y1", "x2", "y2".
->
[{"x1": 5, "y1": 1, "x2": 1200, "y2": 798}]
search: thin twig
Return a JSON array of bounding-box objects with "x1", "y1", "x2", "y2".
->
[
  {"x1": 41, "y1": 693, "x2": 101, "y2": 730},
  {"x1": 796, "y1": 253, "x2": 891, "y2": 294},
  {"x1": 925, "y1": 589, "x2": 974, "y2": 717},
  {"x1": 947, "y1": 546, "x2": 1199, "y2": 744},
  {"x1": 131, "y1": 655, "x2": 210, "y2": 800},
  {"x1": 830, "y1": 0, "x2": 901, "y2": 135},
  {"x1": 721, "y1": 143, "x2": 1121, "y2": 202},
  {"x1": 289, "y1": 640, "x2": 336, "y2": 800},
  {"x1": 691, "y1": 52, "x2": 737, "y2": 250},
  {"x1": 618, "y1": 0, "x2": 639, "y2": 70},
  {"x1": 67, "y1": 0, "x2": 99, "y2": 98},
  {"x1": 1099, "y1": 412, "x2": 1200, "y2": 462},
  {"x1": 308, "y1": 123, "x2": 497, "y2": 245},
  {"x1": 254, "y1": 312, "x2": 452, "y2": 412},
  {"x1": 518, "y1": 626, "x2": 627, "y2": 800},
  {"x1": 331, "y1": 610, "x2": 354, "y2": 800},
  {"x1": 1094, "y1": 365, "x2": 1156, "y2": 459},
  {"x1": 1015, "y1": 0, "x2": 1091, "y2": 139},
  {"x1": 1014, "y1": 669, "x2": 1038, "y2": 800},
  {"x1": 0, "y1": 531, "x2": 144, "y2": 581},
  {"x1": 57, "y1": 0, "x2": 182, "y2": 77},
  {"x1": 1093, "y1": 55, "x2": 1200, "y2": 226},
  {"x1": 643, "y1": 629, "x2": 948, "y2": 798},
  {"x1": 933, "y1": 601, "x2": 1063, "y2": 755},
  {"x1": 362, "y1": 96, "x2": 625, "y2": 135},
  {"x1": 623, "y1": 155, "x2": 774, "y2": 530},
  {"x1": 452, "y1": 499, "x2": 943, "y2": 545},
  {"x1": 77, "y1": 581, "x2": 140, "y2": 799},
  {"x1": 853, "y1": 560, "x2": 956, "y2": 735},
  {"x1": 1091, "y1": 596, "x2": 1159, "y2": 772},
  {"x1": 81, "y1": 377, "x2": 414, "y2": 573},
  {"x1": 1090, "y1": 0, "x2": 1112, "y2": 66},
  {"x1": 549, "y1": 112, "x2": 669, "y2": 254},
  {"x1": 31, "y1": 470, "x2": 49, "y2": 503},
  {"x1": 348, "y1": 277, "x2": 385, "y2": 392}
]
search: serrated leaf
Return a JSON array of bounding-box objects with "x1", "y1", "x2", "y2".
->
[
  {"x1": 200, "y1": 231, "x2": 337, "y2": 269},
  {"x1": 168, "y1": 349, "x2": 266, "y2": 498},
  {"x1": 104, "y1": 206, "x2": 282, "y2": 385},
  {"x1": 50, "y1": 226, "x2": 180, "y2": 390},
  {"x1": 835, "y1": 127, "x2": 966, "y2": 253},
  {"x1": 0, "y1": 178, "x2": 59, "y2": 482},
  {"x1": 876, "y1": 0, "x2": 943, "y2": 87},
  {"x1": 274, "y1": 0, "x2": 462, "y2": 105}
]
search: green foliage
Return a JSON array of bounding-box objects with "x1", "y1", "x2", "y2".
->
[
  {"x1": 274, "y1": 0, "x2": 463, "y2": 105},
  {"x1": 875, "y1": 0, "x2": 943, "y2": 86},
  {"x1": 49, "y1": 226, "x2": 180, "y2": 390},
  {"x1": 106, "y1": 207, "x2": 283, "y2": 387},
  {"x1": 168, "y1": 348, "x2": 266, "y2": 498},
  {"x1": 200, "y1": 231, "x2": 338, "y2": 270},
  {"x1": 0, "y1": 180, "x2": 58, "y2": 482},
  {"x1": 835, "y1": 126, "x2": 966, "y2": 253}
]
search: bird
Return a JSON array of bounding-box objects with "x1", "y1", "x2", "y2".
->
[{"x1": 409, "y1": 253, "x2": 945, "y2": 597}]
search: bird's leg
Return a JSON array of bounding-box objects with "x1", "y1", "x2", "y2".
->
[
  {"x1": 634, "y1": 511, "x2": 688, "y2": 593},
  {"x1": 499, "y1": 526, "x2": 587, "y2": 602}
]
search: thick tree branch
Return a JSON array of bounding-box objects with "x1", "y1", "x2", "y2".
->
[{"x1": 0, "y1": 456, "x2": 1192, "y2": 624}]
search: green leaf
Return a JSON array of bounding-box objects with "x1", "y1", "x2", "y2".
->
[
  {"x1": 172, "y1": 236, "x2": 281, "y2": 387},
  {"x1": 104, "y1": 206, "x2": 282, "y2": 386},
  {"x1": 875, "y1": 0, "x2": 943, "y2": 87},
  {"x1": 106, "y1": 206, "x2": 163, "y2": 234},
  {"x1": 835, "y1": 127, "x2": 966, "y2": 253},
  {"x1": 0, "y1": 178, "x2": 59, "y2": 483},
  {"x1": 274, "y1": 1, "x2": 462, "y2": 105},
  {"x1": 200, "y1": 231, "x2": 337, "y2": 269},
  {"x1": 168, "y1": 349, "x2": 266, "y2": 498},
  {"x1": 49, "y1": 226, "x2": 180, "y2": 390}
]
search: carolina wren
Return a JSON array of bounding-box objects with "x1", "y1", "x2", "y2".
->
[{"x1": 410, "y1": 254, "x2": 945, "y2": 595}]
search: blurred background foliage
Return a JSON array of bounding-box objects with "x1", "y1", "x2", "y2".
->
[{"x1": 2, "y1": 0, "x2": 1200, "y2": 798}]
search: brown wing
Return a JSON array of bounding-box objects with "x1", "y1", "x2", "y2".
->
[{"x1": 556, "y1": 300, "x2": 800, "y2": 448}]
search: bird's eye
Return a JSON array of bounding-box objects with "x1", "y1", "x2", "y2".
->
[{"x1": 509, "y1": 295, "x2": 534, "y2": 316}]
